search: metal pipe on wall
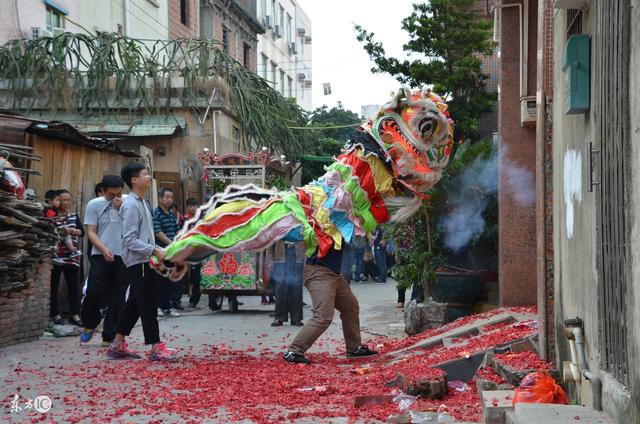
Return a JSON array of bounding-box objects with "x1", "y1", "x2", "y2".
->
[
  {"x1": 494, "y1": 1, "x2": 527, "y2": 98},
  {"x1": 123, "y1": 0, "x2": 130, "y2": 36}
]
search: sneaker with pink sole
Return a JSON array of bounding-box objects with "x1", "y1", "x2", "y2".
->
[
  {"x1": 107, "y1": 341, "x2": 141, "y2": 359},
  {"x1": 148, "y1": 342, "x2": 178, "y2": 362}
]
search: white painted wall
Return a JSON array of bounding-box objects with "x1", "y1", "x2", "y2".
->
[
  {"x1": 75, "y1": 0, "x2": 168, "y2": 40},
  {"x1": 0, "y1": 0, "x2": 79, "y2": 44}
]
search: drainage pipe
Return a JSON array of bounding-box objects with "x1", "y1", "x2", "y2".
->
[
  {"x1": 124, "y1": 0, "x2": 130, "y2": 37},
  {"x1": 493, "y1": 0, "x2": 527, "y2": 99},
  {"x1": 563, "y1": 319, "x2": 602, "y2": 411}
]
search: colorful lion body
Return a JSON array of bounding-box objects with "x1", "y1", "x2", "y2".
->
[{"x1": 157, "y1": 88, "x2": 453, "y2": 278}]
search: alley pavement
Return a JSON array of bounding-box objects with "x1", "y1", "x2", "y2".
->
[{"x1": 1, "y1": 279, "x2": 404, "y2": 422}]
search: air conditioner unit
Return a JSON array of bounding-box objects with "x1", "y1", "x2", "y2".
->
[
  {"x1": 553, "y1": 0, "x2": 590, "y2": 8},
  {"x1": 297, "y1": 73, "x2": 306, "y2": 81},
  {"x1": 289, "y1": 42, "x2": 297, "y2": 55},
  {"x1": 31, "y1": 27, "x2": 53, "y2": 39},
  {"x1": 297, "y1": 28, "x2": 306, "y2": 36},
  {"x1": 520, "y1": 96, "x2": 537, "y2": 126},
  {"x1": 274, "y1": 25, "x2": 283, "y2": 39},
  {"x1": 264, "y1": 15, "x2": 273, "y2": 29},
  {"x1": 304, "y1": 36, "x2": 312, "y2": 44}
]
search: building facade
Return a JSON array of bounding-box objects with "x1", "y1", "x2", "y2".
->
[
  {"x1": 256, "y1": 0, "x2": 312, "y2": 110},
  {"x1": 548, "y1": 2, "x2": 640, "y2": 422},
  {"x1": 293, "y1": 3, "x2": 311, "y2": 111},
  {"x1": 169, "y1": 0, "x2": 199, "y2": 38},
  {"x1": 0, "y1": 0, "x2": 80, "y2": 45},
  {"x1": 498, "y1": 0, "x2": 640, "y2": 421},
  {"x1": 200, "y1": 0, "x2": 264, "y2": 72}
]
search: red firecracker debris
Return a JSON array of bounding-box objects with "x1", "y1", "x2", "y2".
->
[
  {"x1": 2, "y1": 308, "x2": 538, "y2": 423},
  {"x1": 493, "y1": 351, "x2": 555, "y2": 371}
]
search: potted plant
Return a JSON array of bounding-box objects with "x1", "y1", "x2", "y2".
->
[{"x1": 389, "y1": 139, "x2": 498, "y2": 319}]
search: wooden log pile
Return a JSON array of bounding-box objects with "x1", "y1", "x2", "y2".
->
[{"x1": 0, "y1": 190, "x2": 57, "y2": 292}]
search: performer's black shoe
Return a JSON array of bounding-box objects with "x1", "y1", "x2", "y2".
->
[
  {"x1": 347, "y1": 345, "x2": 378, "y2": 358},
  {"x1": 291, "y1": 321, "x2": 304, "y2": 327},
  {"x1": 271, "y1": 320, "x2": 284, "y2": 327},
  {"x1": 283, "y1": 351, "x2": 311, "y2": 364}
]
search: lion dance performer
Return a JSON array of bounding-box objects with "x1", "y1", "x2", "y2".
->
[{"x1": 155, "y1": 87, "x2": 454, "y2": 363}]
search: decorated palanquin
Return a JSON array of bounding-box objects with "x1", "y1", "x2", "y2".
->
[{"x1": 153, "y1": 88, "x2": 454, "y2": 280}]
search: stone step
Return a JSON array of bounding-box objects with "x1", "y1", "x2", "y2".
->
[
  {"x1": 482, "y1": 390, "x2": 515, "y2": 424},
  {"x1": 506, "y1": 404, "x2": 613, "y2": 424}
]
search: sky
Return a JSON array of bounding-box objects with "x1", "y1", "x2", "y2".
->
[{"x1": 295, "y1": 0, "x2": 415, "y2": 116}]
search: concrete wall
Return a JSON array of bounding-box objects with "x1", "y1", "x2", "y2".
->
[
  {"x1": 627, "y1": 2, "x2": 640, "y2": 421},
  {"x1": 498, "y1": 0, "x2": 538, "y2": 306},
  {"x1": 552, "y1": 5, "x2": 640, "y2": 422},
  {"x1": 0, "y1": 0, "x2": 79, "y2": 44}
]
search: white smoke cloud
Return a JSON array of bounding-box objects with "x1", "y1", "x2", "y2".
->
[{"x1": 440, "y1": 139, "x2": 535, "y2": 252}]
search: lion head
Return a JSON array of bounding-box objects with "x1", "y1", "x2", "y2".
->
[{"x1": 367, "y1": 87, "x2": 453, "y2": 198}]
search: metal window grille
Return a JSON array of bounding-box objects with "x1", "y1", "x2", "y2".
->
[
  {"x1": 567, "y1": 9, "x2": 582, "y2": 35},
  {"x1": 596, "y1": 0, "x2": 631, "y2": 387}
]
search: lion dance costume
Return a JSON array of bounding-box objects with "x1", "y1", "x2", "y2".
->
[{"x1": 155, "y1": 87, "x2": 453, "y2": 278}]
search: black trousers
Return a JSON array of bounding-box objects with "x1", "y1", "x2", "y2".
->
[
  {"x1": 397, "y1": 287, "x2": 406, "y2": 304},
  {"x1": 154, "y1": 272, "x2": 172, "y2": 310},
  {"x1": 81, "y1": 255, "x2": 128, "y2": 342},
  {"x1": 115, "y1": 263, "x2": 160, "y2": 345},
  {"x1": 50, "y1": 264, "x2": 80, "y2": 317},
  {"x1": 171, "y1": 275, "x2": 186, "y2": 308},
  {"x1": 189, "y1": 263, "x2": 202, "y2": 306}
]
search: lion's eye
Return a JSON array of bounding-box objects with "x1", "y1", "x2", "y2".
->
[{"x1": 419, "y1": 118, "x2": 435, "y2": 137}]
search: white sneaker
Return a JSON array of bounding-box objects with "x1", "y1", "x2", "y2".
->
[
  {"x1": 157, "y1": 308, "x2": 165, "y2": 317},
  {"x1": 166, "y1": 309, "x2": 180, "y2": 318}
]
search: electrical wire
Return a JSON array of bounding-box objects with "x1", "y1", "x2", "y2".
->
[{"x1": 287, "y1": 122, "x2": 363, "y2": 130}]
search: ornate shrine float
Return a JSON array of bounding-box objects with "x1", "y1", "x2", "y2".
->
[{"x1": 196, "y1": 149, "x2": 293, "y2": 313}]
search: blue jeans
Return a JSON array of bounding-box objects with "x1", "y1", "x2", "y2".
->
[
  {"x1": 374, "y1": 248, "x2": 387, "y2": 283},
  {"x1": 340, "y1": 243, "x2": 353, "y2": 282},
  {"x1": 272, "y1": 245, "x2": 304, "y2": 322},
  {"x1": 352, "y1": 247, "x2": 364, "y2": 280}
]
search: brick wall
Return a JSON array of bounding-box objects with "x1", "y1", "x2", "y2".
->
[
  {"x1": 208, "y1": 1, "x2": 259, "y2": 72},
  {"x1": 169, "y1": 0, "x2": 199, "y2": 39},
  {"x1": 498, "y1": 0, "x2": 538, "y2": 306},
  {"x1": 0, "y1": 258, "x2": 52, "y2": 348}
]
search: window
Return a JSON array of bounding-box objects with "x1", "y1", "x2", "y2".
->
[
  {"x1": 271, "y1": 62, "x2": 277, "y2": 87},
  {"x1": 243, "y1": 43, "x2": 251, "y2": 68},
  {"x1": 46, "y1": 6, "x2": 65, "y2": 35},
  {"x1": 286, "y1": 13, "x2": 292, "y2": 44},
  {"x1": 260, "y1": 54, "x2": 268, "y2": 79},
  {"x1": 180, "y1": 0, "x2": 189, "y2": 26},
  {"x1": 279, "y1": 5, "x2": 285, "y2": 30},
  {"x1": 567, "y1": 9, "x2": 583, "y2": 35},
  {"x1": 271, "y1": 0, "x2": 276, "y2": 25},
  {"x1": 222, "y1": 27, "x2": 229, "y2": 52},
  {"x1": 287, "y1": 76, "x2": 293, "y2": 98},
  {"x1": 280, "y1": 70, "x2": 285, "y2": 95},
  {"x1": 232, "y1": 126, "x2": 240, "y2": 144}
]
